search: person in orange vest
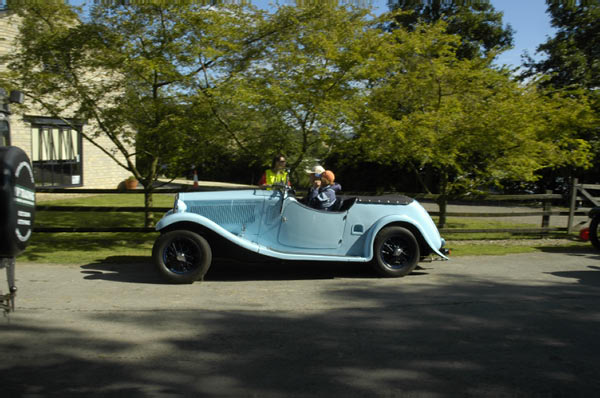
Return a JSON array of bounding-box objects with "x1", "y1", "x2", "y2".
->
[{"x1": 258, "y1": 154, "x2": 291, "y2": 187}]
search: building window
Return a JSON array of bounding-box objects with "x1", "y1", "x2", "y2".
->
[
  {"x1": 30, "y1": 119, "x2": 83, "y2": 187},
  {"x1": 0, "y1": 120, "x2": 9, "y2": 147}
]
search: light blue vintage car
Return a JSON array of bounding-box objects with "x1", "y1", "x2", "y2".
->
[{"x1": 153, "y1": 186, "x2": 449, "y2": 283}]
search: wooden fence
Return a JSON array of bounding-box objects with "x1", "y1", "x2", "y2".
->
[
  {"x1": 567, "y1": 179, "x2": 600, "y2": 233},
  {"x1": 32, "y1": 185, "x2": 593, "y2": 235}
]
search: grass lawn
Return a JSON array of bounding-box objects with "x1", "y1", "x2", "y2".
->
[
  {"x1": 17, "y1": 193, "x2": 592, "y2": 264},
  {"x1": 446, "y1": 239, "x2": 593, "y2": 256}
]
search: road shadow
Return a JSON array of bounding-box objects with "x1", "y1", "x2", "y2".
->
[
  {"x1": 206, "y1": 259, "x2": 376, "y2": 281},
  {"x1": 4, "y1": 273, "x2": 600, "y2": 397},
  {"x1": 548, "y1": 265, "x2": 600, "y2": 287},
  {"x1": 80, "y1": 256, "x2": 431, "y2": 283},
  {"x1": 536, "y1": 244, "x2": 598, "y2": 255},
  {"x1": 81, "y1": 259, "x2": 162, "y2": 284}
]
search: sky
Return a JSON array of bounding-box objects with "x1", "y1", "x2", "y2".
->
[
  {"x1": 488, "y1": 0, "x2": 556, "y2": 67},
  {"x1": 356, "y1": 0, "x2": 557, "y2": 68}
]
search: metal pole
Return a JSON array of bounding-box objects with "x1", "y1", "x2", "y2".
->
[
  {"x1": 542, "y1": 190, "x2": 552, "y2": 230},
  {"x1": 1, "y1": 257, "x2": 16, "y2": 314},
  {"x1": 567, "y1": 178, "x2": 578, "y2": 234}
]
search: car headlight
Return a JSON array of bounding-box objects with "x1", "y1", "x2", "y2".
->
[{"x1": 173, "y1": 194, "x2": 187, "y2": 213}]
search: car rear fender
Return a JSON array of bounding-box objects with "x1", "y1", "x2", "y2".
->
[
  {"x1": 155, "y1": 212, "x2": 261, "y2": 254},
  {"x1": 364, "y1": 215, "x2": 448, "y2": 261}
]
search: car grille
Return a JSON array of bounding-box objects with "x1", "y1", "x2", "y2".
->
[{"x1": 185, "y1": 201, "x2": 258, "y2": 225}]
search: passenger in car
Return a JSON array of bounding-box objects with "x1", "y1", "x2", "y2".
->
[
  {"x1": 303, "y1": 165, "x2": 324, "y2": 203},
  {"x1": 304, "y1": 165, "x2": 342, "y2": 204},
  {"x1": 307, "y1": 170, "x2": 337, "y2": 211}
]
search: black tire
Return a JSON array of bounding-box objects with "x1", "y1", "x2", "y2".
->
[
  {"x1": 372, "y1": 226, "x2": 420, "y2": 277},
  {"x1": 152, "y1": 230, "x2": 212, "y2": 284},
  {"x1": 590, "y1": 216, "x2": 600, "y2": 251}
]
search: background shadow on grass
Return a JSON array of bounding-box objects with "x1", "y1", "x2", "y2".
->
[
  {"x1": 35, "y1": 211, "x2": 144, "y2": 229},
  {"x1": 19, "y1": 233, "x2": 157, "y2": 262}
]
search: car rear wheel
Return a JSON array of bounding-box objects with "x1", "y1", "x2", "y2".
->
[
  {"x1": 153, "y1": 230, "x2": 212, "y2": 284},
  {"x1": 372, "y1": 226, "x2": 420, "y2": 277},
  {"x1": 590, "y1": 216, "x2": 600, "y2": 251}
]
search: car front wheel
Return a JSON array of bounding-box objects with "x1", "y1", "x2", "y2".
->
[
  {"x1": 372, "y1": 226, "x2": 420, "y2": 277},
  {"x1": 153, "y1": 230, "x2": 212, "y2": 284}
]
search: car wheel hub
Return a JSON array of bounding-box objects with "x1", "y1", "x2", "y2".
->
[
  {"x1": 381, "y1": 238, "x2": 410, "y2": 269},
  {"x1": 163, "y1": 238, "x2": 199, "y2": 274}
]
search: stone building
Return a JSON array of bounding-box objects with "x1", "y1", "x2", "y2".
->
[{"x1": 0, "y1": 5, "x2": 131, "y2": 189}]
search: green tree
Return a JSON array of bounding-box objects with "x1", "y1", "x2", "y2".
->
[
  {"x1": 520, "y1": 1, "x2": 600, "y2": 186},
  {"x1": 221, "y1": 4, "x2": 380, "y2": 181},
  {"x1": 349, "y1": 19, "x2": 594, "y2": 227},
  {"x1": 0, "y1": 1, "x2": 281, "y2": 225},
  {"x1": 522, "y1": 1, "x2": 600, "y2": 90},
  {"x1": 388, "y1": 0, "x2": 514, "y2": 59}
]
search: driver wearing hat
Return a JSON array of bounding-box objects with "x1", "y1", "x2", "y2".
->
[{"x1": 306, "y1": 169, "x2": 338, "y2": 211}]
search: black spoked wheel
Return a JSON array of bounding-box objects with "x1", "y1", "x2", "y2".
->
[
  {"x1": 372, "y1": 226, "x2": 420, "y2": 277},
  {"x1": 590, "y1": 216, "x2": 600, "y2": 251},
  {"x1": 152, "y1": 230, "x2": 212, "y2": 284}
]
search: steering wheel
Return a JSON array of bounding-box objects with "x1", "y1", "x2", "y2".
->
[{"x1": 270, "y1": 182, "x2": 295, "y2": 198}]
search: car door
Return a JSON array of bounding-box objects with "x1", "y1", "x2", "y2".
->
[{"x1": 277, "y1": 199, "x2": 346, "y2": 250}]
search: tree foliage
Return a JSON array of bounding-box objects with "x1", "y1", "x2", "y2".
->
[
  {"x1": 223, "y1": 4, "x2": 380, "y2": 182},
  {"x1": 345, "y1": 18, "x2": 595, "y2": 226},
  {"x1": 520, "y1": 1, "x2": 600, "y2": 185},
  {"x1": 522, "y1": 1, "x2": 600, "y2": 91},
  {"x1": 0, "y1": 1, "x2": 292, "y2": 224},
  {"x1": 1, "y1": 1, "x2": 595, "y2": 229},
  {"x1": 387, "y1": 0, "x2": 514, "y2": 59}
]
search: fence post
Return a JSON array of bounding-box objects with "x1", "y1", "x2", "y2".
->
[
  {"x1": 567, "y1": 178, "x2": 578, "y2": 234},
  {"x1": 542, "y1": 190, "x2": 552, "y2": 230}
]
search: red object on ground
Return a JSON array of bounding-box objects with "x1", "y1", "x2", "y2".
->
[{"x1": 579, "y1": 227, "x2": 590, "y2": 241}]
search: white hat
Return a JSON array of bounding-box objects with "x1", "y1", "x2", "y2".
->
[{"x1": 305, "y1": 165, "x2": 325, "y2": 176}]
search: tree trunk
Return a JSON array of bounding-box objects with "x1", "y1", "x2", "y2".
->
[
  {"x1": 144, "y1": 186, "x2": 154, "y2": 228},
  {"x1": 436, "y1": 195, "x2": 448, "y2": 229},
  {"x1": 436, "y1": 170, "x2": 449, "y2": 229},
  {"x1": 142, "y1": 157, "x2": 160, "y2": 228}
]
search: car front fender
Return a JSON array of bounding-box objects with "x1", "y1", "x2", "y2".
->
[
  {"x1": 363, "y1": 214, "x2": 448, "y2": 261},
  {"x1": 155, "y1": 212, "x2": 261, "y2": 254}
]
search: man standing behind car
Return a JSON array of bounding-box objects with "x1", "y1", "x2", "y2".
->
[
  {"x1": 307, "y1": 170, "x2": 337, "y2": 211},
  {"x1": 258, "y1": 154, "x2": 291, "y2": 187}
]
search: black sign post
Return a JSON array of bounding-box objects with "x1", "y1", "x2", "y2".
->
[{"x1": 0, "y1": 146, "x2": 35, "y2": 314}]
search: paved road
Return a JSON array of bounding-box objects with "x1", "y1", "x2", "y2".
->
[{"x1": 2, "y1": 251, "x2": 600, "y2": 397}]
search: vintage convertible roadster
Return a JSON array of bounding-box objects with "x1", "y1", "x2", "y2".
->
[{"x1": 153, "y1": 186, "x2": 449, "y2": 283}]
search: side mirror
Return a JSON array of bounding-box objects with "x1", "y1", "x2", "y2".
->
[{"x1": 0, "y1": 146, "x2": 35, "y2": 257}]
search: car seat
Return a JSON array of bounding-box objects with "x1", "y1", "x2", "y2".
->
[{"x1": 337, "y1": 197, "x2": 357, "y2": 212}]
